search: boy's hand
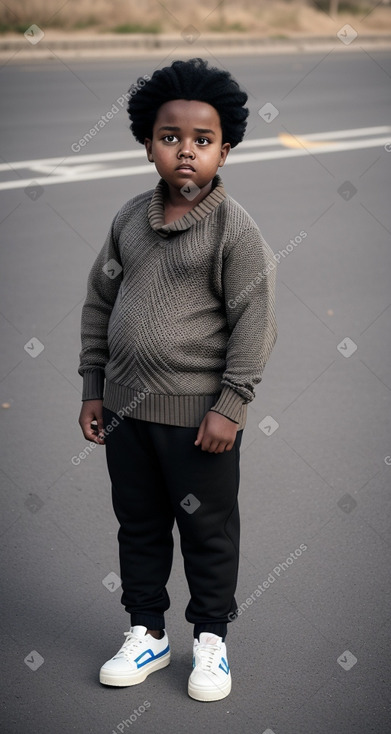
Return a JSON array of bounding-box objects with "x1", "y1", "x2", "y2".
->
[
  {"x1": 194, "y1": 411, "x2": 238, "y2": 453},
  {"x1": 78, "y1": 399, "x2": 105, "y2": 444}
]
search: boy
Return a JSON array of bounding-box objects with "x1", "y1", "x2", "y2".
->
[{"x1": 78, "y1": 57, "x2": 277, "y2": 702}]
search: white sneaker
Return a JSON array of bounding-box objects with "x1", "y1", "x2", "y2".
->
[
  {"x1": 188, "y1": 632, "x2": 231, "y2": 701},
  {"x1": 99, "y1": 625, "x2": 170, "y2": 687}
]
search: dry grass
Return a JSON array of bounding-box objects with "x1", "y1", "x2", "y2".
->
[{"x1": 1, "y1": 0, "x2": 391, "y2": 35}]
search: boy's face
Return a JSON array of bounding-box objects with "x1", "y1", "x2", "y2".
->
[{"x1": 144, "y1": 99, "x2": 230, "y2": 196}]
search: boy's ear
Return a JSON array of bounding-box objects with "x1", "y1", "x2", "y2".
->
[
  {"x1": 218, "y1": 142, "x2": 231, "y2": 167},
  {"x1": 144, "y1": 138, "x2": 154, "y2": 162}
]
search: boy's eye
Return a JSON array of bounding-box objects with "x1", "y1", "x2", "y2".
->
[
  {"x1": 161, "y1": 134, "x2": 210, "y2": 145},
  {"x1": 162, "y1": 135, "x2": 178, "y2": 143}
]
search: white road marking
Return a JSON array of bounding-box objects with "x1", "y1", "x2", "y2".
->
[
  {"x1": 1, "y1": 125, "x2": 389, "y2": 172},
  {"x1": 240, "y1": 125, "x2": 391, "y2": 148},
  {"x1": 0, "y1": 126, "x2": 389, "y2": 191},
  {"x1": 0, "y1": 149, "x2": 145, "y2": 172},
  {"x1": 27, "y1": 162, "x2": 106, "y2": 176},
  {"x1": 230, "y1": 135, "x2": 391, "y2": 162}
]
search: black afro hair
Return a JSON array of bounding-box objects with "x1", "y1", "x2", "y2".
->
[{"x1": 127, "y1": 57, "x2": 249, "y2": 149}]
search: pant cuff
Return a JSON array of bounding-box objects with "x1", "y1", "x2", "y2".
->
[
  {"x1": 193, "y1": 622, "x2": 228, "y2": 640},
  {"x1": 130, "y1": 613, "x2": 165, "y2": 630}
]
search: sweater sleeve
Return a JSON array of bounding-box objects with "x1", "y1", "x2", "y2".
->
[
  {"x1": 209, "y1": 226, "x2": 277, "y2": 423},
  {"x1": 78, "y1": 214, "x2": 123, "y2": 401}
]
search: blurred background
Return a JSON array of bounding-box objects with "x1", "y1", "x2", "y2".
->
[{"x1": 1, "y1": 0, "x2": 391, "y2": 36}]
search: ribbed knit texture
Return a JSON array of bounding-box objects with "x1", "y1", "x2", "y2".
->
[{"x1": 78, "y1": 174, "x2": 277, "y2": 429}]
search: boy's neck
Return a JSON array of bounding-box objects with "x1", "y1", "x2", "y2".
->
[{"x1": 163, "y1": 178, "x2": 215, "y2": 224}]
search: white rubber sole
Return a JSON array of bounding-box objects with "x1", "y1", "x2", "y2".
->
[
  {"x1": 188, "y1": 672, "x2": 232, "y2": 701},
  {"x1": 99, "y1": 651, "x2": 171, "y2": 687}
]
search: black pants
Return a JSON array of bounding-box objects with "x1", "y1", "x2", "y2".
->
[{"x1": 103, "y1": 407, "x2": 243, "y2": 640}]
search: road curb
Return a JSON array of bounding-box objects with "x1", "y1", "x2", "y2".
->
[{"x1": 2, "y1": 32, "x2": 391, "y2": 61}]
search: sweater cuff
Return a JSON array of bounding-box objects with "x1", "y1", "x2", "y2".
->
[
  {"x1": 81, "y1": 369, "x2": 105, "y2": 401},
  {"x1": 209, "y1": 385, "x2": 246, "y2": 424}
]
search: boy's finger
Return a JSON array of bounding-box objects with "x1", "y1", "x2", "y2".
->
[
  {"x1": 96, "y1": 417, "x2": 104, "y2": 435},
  {"x1": 194, "y1": 426, "x2": 204, "y2": 445},
  {"x1": 201, "y1": 437, "x2": 216, "y2": 453},
  {"x1": 80, "y1": 419, "x2": 104, "y2": 444},
  {"x1": 92, "y1": 420, "x2": 105, "y2": 444},
  {"x1": 89, "y1": 428, "x2": 105, "y2": 444}
]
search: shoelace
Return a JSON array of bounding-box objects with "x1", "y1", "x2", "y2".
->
[
  {"x1": 195, "y1": 643, "x2": 221, "y2": 672},
  {"x1": 116, "y1": 631, "x2": 144, "y2": 661}
]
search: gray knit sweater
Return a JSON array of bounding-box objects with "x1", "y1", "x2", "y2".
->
[{"x1": 78, "y1": 174, "x2": 277, "y2": 430}]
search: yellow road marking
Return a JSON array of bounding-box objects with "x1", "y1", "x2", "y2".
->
[{"x1": 278, "y1": 133, "x2": 334, "y2": 149}]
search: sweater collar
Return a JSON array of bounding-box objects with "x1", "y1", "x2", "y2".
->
[{"x1": 147, "y1": 174, "x2": 226, "y2": 238}]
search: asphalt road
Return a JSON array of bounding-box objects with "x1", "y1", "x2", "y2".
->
[{"x1": 1, "y1": 47, "x2": 391, "y2": 734}]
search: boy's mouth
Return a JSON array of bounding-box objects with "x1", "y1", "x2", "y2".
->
[{"x1": 176, "y1": 164, "x2": 196, "y2": 172}]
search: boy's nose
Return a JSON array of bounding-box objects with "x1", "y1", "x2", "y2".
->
[{"x1": 178, "y1": 147, "x2": 195, "y2": 159}]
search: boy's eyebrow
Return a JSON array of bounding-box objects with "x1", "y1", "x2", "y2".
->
[
  {"x1": 157, "y1": 125, "x2": 216, "y2": 135},
  {"x1": 194, "y1": 128, "x2": 215, "y2": 134}
]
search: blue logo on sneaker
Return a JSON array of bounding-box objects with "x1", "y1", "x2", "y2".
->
[
  {"x1": 219, "y1": 657, "x2": 229, "y2": 675},
  {"x1": 135, "y1": 645, "x2": 170, "y2": 668}
]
